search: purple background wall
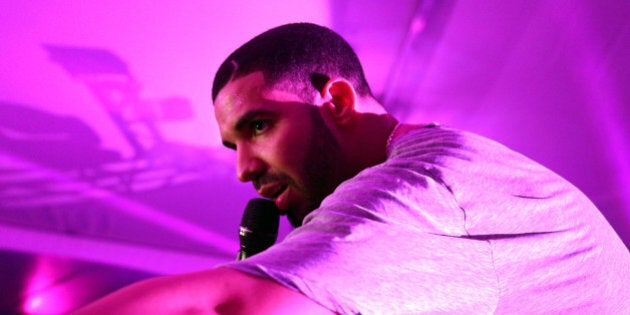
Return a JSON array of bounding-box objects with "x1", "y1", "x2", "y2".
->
[{"x1": 0, "y1": 1, "x2": 628, "y2": 314}]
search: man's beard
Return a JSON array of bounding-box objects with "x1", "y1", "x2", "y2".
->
[{"x1": 288, "y1": 107, "x2": 345, "y2": 226}]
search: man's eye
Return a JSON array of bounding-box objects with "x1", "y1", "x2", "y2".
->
[{"x1": 251, "y1": 120, "x2": 269, "y2": 135}]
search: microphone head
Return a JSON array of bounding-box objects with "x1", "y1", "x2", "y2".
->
[{"x1": 238, "y1": 198, "x2": 280, "y2": 260}]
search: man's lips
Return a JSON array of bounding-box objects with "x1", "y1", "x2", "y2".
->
[
  {"x1": 274, "y1": 187, "x2": 291, "y2": 211},
  {"x1": 257, "y1": 183, "x2": 288, "y2": 210}
]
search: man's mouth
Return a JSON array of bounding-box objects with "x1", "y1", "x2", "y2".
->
[{"x1": 257, "y1": 183, "x2": 289, "y2": 211}]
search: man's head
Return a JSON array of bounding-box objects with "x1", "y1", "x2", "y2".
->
[
  {"x1": 212, "y1": 23, "x2": 372, "y2": 104},
  {"x1": 213, "y1": 23, "x2": 391, "y2": 227}
]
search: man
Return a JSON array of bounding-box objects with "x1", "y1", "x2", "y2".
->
[{"x1": 74, "y1": 23, "x2": 630, "y2": 314}]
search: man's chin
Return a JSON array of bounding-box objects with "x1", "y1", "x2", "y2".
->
[
  {"x1": 285, "y1": 203, "x2": 310, "y2": 227},
  {"x1": 286, "y1": 201, "x2": 320, "y2": 228}
]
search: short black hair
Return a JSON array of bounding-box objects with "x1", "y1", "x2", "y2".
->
[{"x1": 211, "y1": 23, "x2": 372, "y2": 102}]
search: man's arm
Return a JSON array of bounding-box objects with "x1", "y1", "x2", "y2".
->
[{"x1": 71, "y1": 267, "x2": 333, "y2": 315}]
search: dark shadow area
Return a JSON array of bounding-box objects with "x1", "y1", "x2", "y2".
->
[
  {"x1": 43, "y1": 44, "x2": 195, "y2": 158},
  {"x1": 0, "y1": 101, "x2": 121, "y2": 170},
  {"x1": 0, "y1": 100, "x2": 219, "y2": 209}
]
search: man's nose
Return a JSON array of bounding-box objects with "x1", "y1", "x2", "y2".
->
[{"x1": 236, "y1": 146, "x2": 265, "y2": 182}]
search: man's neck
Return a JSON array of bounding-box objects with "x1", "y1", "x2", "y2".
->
[{"x1": 344, "y1": 113, "x2": 399, "y2": 175}]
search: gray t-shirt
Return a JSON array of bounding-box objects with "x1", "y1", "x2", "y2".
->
[{"x1": 224, "y1": 125, "x2": 630, "y2": 314}]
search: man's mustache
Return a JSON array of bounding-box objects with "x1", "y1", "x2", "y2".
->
[{"x1": 253, "y1": 172, "x2": 295, "y2": 191}]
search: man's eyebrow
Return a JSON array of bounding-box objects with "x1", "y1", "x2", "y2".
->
[{"x1": 234, "y1": 109, "x2": 275, "y2": 131}]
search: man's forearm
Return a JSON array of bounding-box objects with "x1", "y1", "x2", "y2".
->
[
  {"x1": 70, "y1": 271, "x2": 218, "y2": 314},
  {"x1": 70, "y1": 267, "x2": 333, "y2": 315}
]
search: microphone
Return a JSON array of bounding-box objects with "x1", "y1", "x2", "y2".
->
[{"x1": 237, "y1": 198, "x2": 280, "y2": 260}]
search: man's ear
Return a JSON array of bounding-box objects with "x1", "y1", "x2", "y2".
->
[{"x1": 320, "y1": 78, "x2": 357, "y2": 125}]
